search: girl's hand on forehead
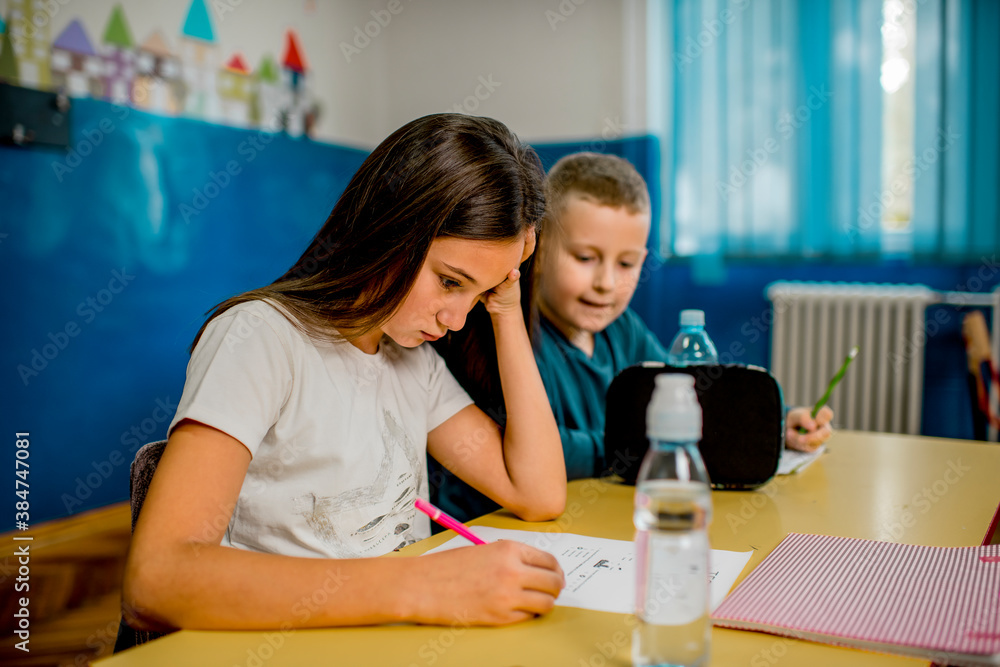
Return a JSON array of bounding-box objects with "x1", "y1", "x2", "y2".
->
[
  {"x1": 480, "y1": 228, "x2": 534, "y2": 318},
  {"x1": 481, "y1": 268, "x2": 523, "y2": 317}
]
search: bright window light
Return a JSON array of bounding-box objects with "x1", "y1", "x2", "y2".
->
[{"x1": 879, "y1": 0, "x2": 916, "y2": 234}]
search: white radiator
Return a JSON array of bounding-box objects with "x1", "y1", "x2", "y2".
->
[{"x1": 766, "y1": 282, "x2": 936, "y2": 435}]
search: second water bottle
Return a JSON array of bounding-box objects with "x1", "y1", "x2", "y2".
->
[{"x1": 666, "y1": 310, "x2": 718, "y2": 366}]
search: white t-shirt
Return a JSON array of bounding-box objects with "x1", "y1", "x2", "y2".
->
[{"x1": 169, "y1": 300, "x2": 473, "y2": 559}]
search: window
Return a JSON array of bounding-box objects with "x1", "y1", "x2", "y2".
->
[
  {"x1": 878, "y1": 0, "x2": 916, "y2": 253},
  {"x1": 658, "y1": 0, "x2": 999, "y2": 261}
]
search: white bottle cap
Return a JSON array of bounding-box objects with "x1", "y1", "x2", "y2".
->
[
  {"x1": 646, "y1": 373, "x2": 702, "y2": 441},
  {"x1": 679, "y1": 309, "x2": 705, "y2": 327}
]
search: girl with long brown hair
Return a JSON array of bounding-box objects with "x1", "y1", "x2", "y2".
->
[{"x1": 122, "y1": 114, "x2": 566, "y2": 632}]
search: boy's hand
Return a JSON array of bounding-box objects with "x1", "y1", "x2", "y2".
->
[{"x1": 785, "y1": 406, "x2": 834, "y2": 452}]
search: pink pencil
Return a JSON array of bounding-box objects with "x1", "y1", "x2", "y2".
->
[{"x1": 414, "y1": 498, "x2": 489, "y2": 545}]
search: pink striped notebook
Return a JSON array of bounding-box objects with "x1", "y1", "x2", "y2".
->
[{"x1": 712, "y1": 533, "x2": 1000, "y2": 666}]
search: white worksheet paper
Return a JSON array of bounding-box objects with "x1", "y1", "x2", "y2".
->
[
  {"x1": 776, "y1": 445, "x2": 826, "y2": 475},
  {"x1": 424, "y1": 528, "x2": 752, "y2": 615}
]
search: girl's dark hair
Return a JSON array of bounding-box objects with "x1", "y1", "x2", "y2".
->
[{"x1": 192, "y1": 114, "x2": 546, "y2": 350}]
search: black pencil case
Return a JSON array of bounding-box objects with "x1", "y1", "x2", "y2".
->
[{"x1": 603, "y1": 363, "x2": 785, "y2": 489}]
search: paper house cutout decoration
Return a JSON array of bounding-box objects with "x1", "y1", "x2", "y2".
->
[
  {"x1": 254, "y1": 54, "x2": 282, "y2": 131},
  {"x1": 182, "y1": 0, "x2": 215, "y2": 42},
  {"x1": 0, "y1": 18, "x2": 19, "y2": 84},
  {"x1": 101, "y1": 4, "x2": 135, "y2": 104},
  {"x1": 133, "y1": 30, "x2": 184, "y2": 114},
  {"x1": 52, "y1": 19, "x2": 104, "y2": 98},
  {"x1": 279, "y1": 29, "x2": 311, "y2": 137},
  {"x1": 218, "y1": 53, "x2": 252, "y2": 126},
  {"x1": 0, "y1": 1, "x2": 322, "y2": 137},
  {"x1": 180, "y1": 0, "x2": 219, "y2": 120},
  {"x1": 7, "y1": 0, "x2": 52, "y2": 88}
]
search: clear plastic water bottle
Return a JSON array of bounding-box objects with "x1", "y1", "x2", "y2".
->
[
  {"x1": 667, "y1": 310, "x2": 718, "y2": 366},
  {"x1": 633, "y1": 374, "x2": 712, "y2": 667}
]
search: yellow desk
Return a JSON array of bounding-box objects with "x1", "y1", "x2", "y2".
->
[{"x1": 97, "y1": 431, "x2": 999, "y2": 667}]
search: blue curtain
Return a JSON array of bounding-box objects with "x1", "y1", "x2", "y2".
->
[
  {"x1": 666, "y1": 0, "x2": 998, "y2": 261},
  {"x1": 912, "y1": 0, "x2": 999, "y2": 259}
]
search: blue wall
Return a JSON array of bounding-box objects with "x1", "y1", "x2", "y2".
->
[
  {"x1": 2, "y1": 101, "x2": 995, "y2": 530},
  {"x1": 2, "y1": 99, "x2": 367, "y2": 529}
]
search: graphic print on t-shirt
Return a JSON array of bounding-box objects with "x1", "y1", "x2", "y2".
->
[{"x1": 294, "y1": 409, "x2": 425, "y2": 558}]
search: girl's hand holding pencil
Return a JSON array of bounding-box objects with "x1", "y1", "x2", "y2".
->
[
  {"x1": 412, "y1": 498, "x2": 566, "y2": 625},
  {"x1": 409, "y1": 536, "x2": 566, "y2": 626}
]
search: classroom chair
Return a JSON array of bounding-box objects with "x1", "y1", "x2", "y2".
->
[
  {"x1": 113, "y1": 439, "x2": 171, "y2": 653},
  {"x1": 963, "y1": 311, "x2": 998, "y2": 441}
]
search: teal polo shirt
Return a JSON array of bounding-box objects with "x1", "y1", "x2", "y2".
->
[{"x1": 536, "y1": 308, "x2": 670, "y2": 479}]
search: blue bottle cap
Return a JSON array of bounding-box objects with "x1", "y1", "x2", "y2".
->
[{"x1": 679, "y1": 309, "x2": 705, "y2": 327}]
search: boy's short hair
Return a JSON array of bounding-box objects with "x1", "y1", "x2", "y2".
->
[{"x1": 544, "y1": 152, "x2": 650, "y2": 223}]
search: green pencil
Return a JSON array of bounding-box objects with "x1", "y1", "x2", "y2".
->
[{"x1": 797, "y1": 346, "x2": 859, "y2": 434}]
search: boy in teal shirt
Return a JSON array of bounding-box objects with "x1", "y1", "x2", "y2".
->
[
  {"x1": 431, "y1": 152, "x2": 832, "y2": 522},
  {"x1": 535, "y1": 308, "x2": 668, "y2": 478},
  {"x1": 534, "y1": 152, "x2": 832, "y2": 479}
]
